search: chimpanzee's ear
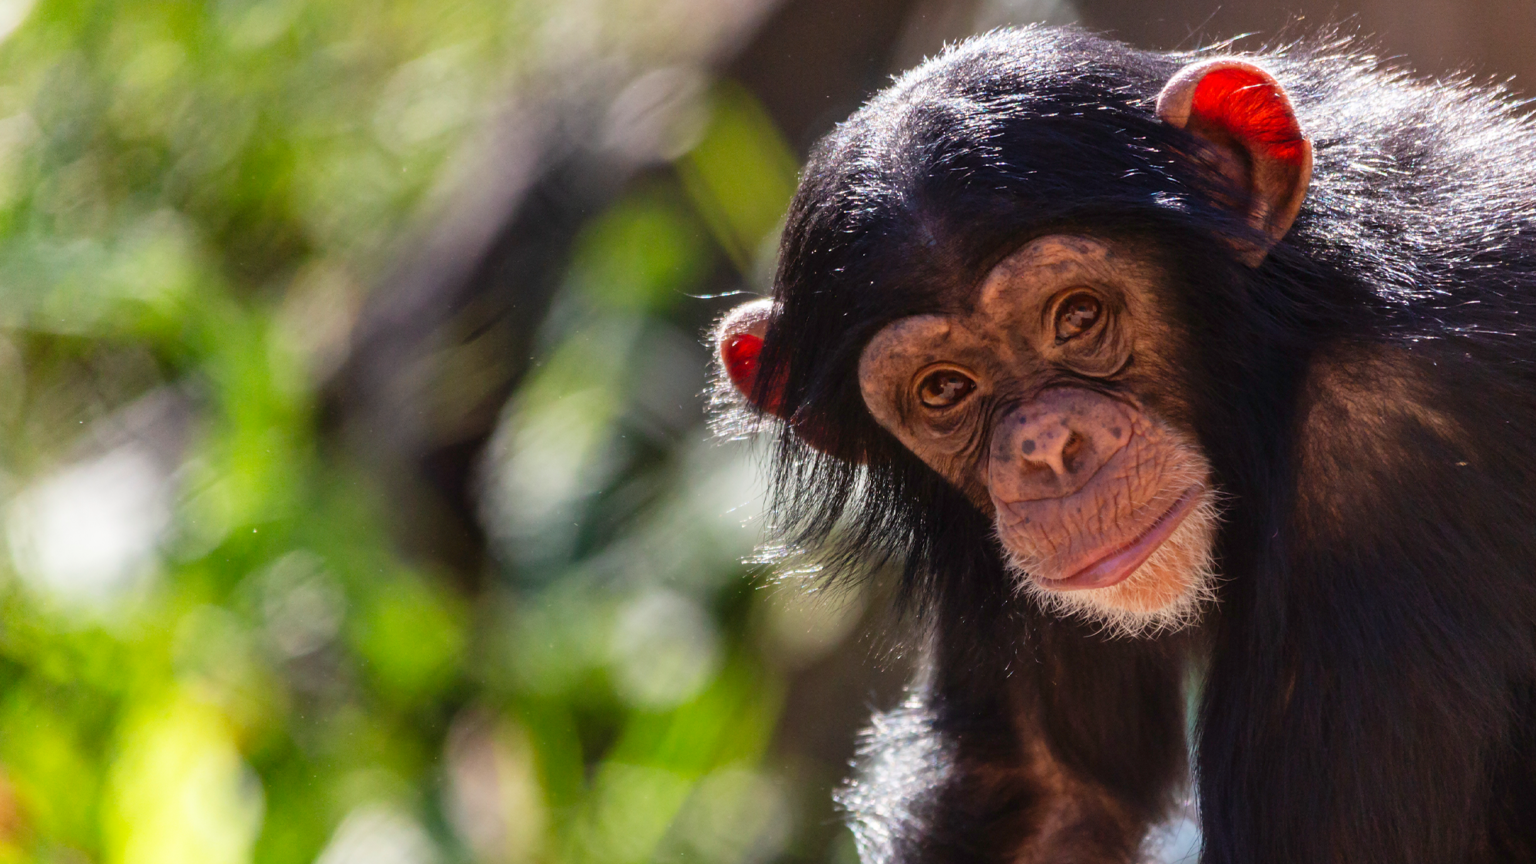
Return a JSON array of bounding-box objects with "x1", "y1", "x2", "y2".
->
[
  {"x1": 716, "y1": 298, "x2": 786, "y2": 417},
  {"x1": 715, "y1": 298, "x2": 851, "y2": 457},
  {"x1": 1157, "y1": 58, "x2": 1313, "y2": 266}
]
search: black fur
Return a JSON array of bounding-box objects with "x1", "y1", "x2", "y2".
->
[{"x1": 740, "y1": 24, "x2": 1536, "y2": 864}]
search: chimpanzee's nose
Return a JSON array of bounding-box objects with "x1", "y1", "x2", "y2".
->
[{"x1": 988, "y1": 389, "x2": 1133, "y2": 502}]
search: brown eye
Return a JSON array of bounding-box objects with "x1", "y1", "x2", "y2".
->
[
  {"x1": 1054, "y1": 292, "x2": 1103, "y2": 342},
  {"x1": 917, "y1": 369, "x2": 976, "y2": 409}
]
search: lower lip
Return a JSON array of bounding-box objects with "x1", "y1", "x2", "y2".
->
[{"x1": 1043, "y1": 487, "x2": 1202, "y2": 591}]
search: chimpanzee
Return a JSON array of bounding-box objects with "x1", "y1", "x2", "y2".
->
[{"x1": 711, "y1": 24, "x2": 1536, "y2": 864}]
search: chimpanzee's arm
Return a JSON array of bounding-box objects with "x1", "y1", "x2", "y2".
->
[{"x1": 841, "y1": 621, "x2": 1191, "y2": 863}]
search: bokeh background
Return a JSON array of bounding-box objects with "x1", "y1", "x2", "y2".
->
[{"x1": 0, "y1": 0, "x2": 1528, "y2": 862}]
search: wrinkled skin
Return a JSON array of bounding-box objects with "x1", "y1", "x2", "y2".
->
[{"x1": 857, "y1": 235, "x2": 1220, "y2": 634}]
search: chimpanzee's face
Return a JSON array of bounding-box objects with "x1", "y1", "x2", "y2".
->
[
  {"x1": 857, "y1": 234, "x2": 1221, "y2": 635},
  {"x1": 719, "y1": 57, "x2": 1313, "y2": 635}
]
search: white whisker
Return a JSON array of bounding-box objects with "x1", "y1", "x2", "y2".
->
[{"x1": 1000, "y1": 487, "x2": 1222, "y2": 640}]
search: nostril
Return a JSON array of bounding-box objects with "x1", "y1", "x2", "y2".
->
[{"x1": 1061, "y1": 432, "x2": 1085, "y2": 472}]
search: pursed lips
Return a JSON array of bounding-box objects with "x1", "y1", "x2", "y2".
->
[{"x1": 997, "y1": 485, "x2": 1202, "y2": 591}]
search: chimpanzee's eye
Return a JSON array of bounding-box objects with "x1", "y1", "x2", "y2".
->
[
  {"x1": 1054, "y1": 292, "x2": 1103, "y2": 342},
  {"x1": 916, "y1": 369, "x2": 976, "y2": 409}
]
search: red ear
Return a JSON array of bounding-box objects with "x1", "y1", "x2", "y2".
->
[
  {"x1": 715, "y1": 299, "x2": 854, "y2": 458},
  {"x1": 1157, "y1": 59, "x2": 1313, "y2": 265},
  {"x1": 716, "y1": 298, "x2": 788, "y2": 417},
  {"x1": 715, "y1": 295, "x2": 860, "y2": 458}
]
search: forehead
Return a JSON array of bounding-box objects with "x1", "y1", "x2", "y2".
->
[
  {"x1": 974, "y1": 234, "x2": 1122, "y2": 316},
  {"x1": 856, "y1": 232, "x2": 1165, "y2": 377},
  {"x1": 862, "y1": 234, "x2": 1135, "y2": 350},
  {"x1": 860, "y1": 234, "x2": 1091, "y2": 360}
]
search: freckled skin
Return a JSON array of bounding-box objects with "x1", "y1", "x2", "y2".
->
[
  {"x1": 859, "y1": 235, "x2": 1214, "y2": 601},
  {"x1": 992, "y1": 402, "x2": 1189, "y2": 578}
]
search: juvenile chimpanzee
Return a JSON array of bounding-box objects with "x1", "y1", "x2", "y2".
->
[{"x1": 712, "y1": 25, "x2": 1536, "y2": 864}]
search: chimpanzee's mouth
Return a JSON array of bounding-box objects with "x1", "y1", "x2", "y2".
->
[{"x1": 1040, "y1": 486, "x2": 1202, "y2": 591}]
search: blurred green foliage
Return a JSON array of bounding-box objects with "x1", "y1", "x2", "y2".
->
[{"x1": 0, "y1": 1, "x2": 866, "y2": 863}]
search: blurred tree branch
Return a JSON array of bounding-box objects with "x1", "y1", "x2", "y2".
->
[
  {"x1": 321, "y1": 0, "x2": 970, "y2": 590},
  {"x1": 322, "y1": 88, "x2": 642, "y2": 585}
]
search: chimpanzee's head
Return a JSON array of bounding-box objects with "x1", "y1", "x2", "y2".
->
[{"x1": 713, "y1": 28, "x2": 1312, "y2": 637}]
